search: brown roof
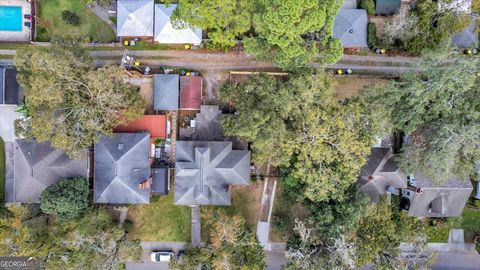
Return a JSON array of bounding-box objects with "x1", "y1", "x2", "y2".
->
[{"x1": 180, "y1": 76, "x2": 202, "y2": 110}]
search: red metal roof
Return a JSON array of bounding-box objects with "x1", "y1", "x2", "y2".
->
[
  {"x1": 114, "y1": 115, "x2": 167, "y2": 139},
  {"x1": 180, "y1": 76, "x2": 202, "y2": 110}
]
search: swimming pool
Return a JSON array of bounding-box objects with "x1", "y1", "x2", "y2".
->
[{"x1": 0, "y1": 6, "x2": 23, "y2": 31}]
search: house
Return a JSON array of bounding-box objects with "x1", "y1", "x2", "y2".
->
[
  {"x1": 359, "y1": 147, "x2": 407, "y2": 202},
  {"x1": 94, "y1": 133, "x2": 151, "y2": 204},
  {"x1": 376, "y1": 0, "x2": 401, "y2": 15},
  {"x1": 114, "y1": 115, "x2": 167, "y2": 139},
  {"x1": 359, "y1": 147, "x2": 473, "y2": 217},
  {"x1": 5, "y1": 139, "x2": 88, "y2": 203},
  {"x1": 0, "y1": 67, "x2": 23, "y2": 105},
  {"x1": 180, "y1": 105, "x2": 223, "y2": 141},
  {"x1": 117, "y1": 0, "x2": 154, "y2": 38},
  {"x1": 333, "y1": 9, "x2": 368, "y2": 48},
  {"x1": 451, "y1": 15, "x2": 478, "y2": 48},
  {"x1": 180, "y1": 75, "x2": 202, "y2": 110},
  {"x1": 342, "y1": 0, "x2": 358, "y2": 9},
  {"x1": 174, "y1": 141, "x2": 250, "y2": 205},
  {"x1": 154, "y1": 74, "x2": 179, "y2": 111},
  {"x1": 401, "y1": 172, "x2": 472, "y2": 217},
  {"x1": 439, "y1": 0, "x2": 472, "y2": 14},
  {"x1": 154, "y1": 4, "x2": 202, "y2": 45}
]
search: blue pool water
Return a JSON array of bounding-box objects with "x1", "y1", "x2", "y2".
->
[{"x1": 0, "y1": 6, "x2": 23, "y2": 31}]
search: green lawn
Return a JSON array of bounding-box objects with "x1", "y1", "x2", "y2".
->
[
  {"x1": 0, "y1": 138, "x2": 5, "y2": 202},
  {"x1": 128, "y1": 193, "x2": 191, "y2": 242},
  {"x1": 426, "y1": 206, "x2": 480, "y2": 246},
  {"x1": 37, "y1": 0, "x2": 115, "y2": 42}
]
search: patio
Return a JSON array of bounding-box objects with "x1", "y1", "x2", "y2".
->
[{"x1": 0, "y1": 0, "x2": 32, "y2": 41}]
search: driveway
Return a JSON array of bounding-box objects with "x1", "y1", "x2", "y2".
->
[
  {"x1": 0, "y1": 105, "x2": 22, "y2": 142},
  {"x1": 127, "y1": 242, "x2": 187, "y2": 270}
]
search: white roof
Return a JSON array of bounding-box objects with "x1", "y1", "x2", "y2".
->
[
  {"x1": 117, "y1": 0, "x2": 154, "y2": 37},
  {"x1": 154, "y1": 4, "x2": 202, "y2": 45}
]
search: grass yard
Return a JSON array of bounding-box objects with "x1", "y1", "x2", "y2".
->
[
  {"x1": 37, "y1": 0, "x2": 115, "y2": 42},
  {"x1": 201, "y1": 180, "x2": 264, "y2": 241},
  {"x1": 426, "y1": 206, "x2": 480, "y2": 248},
  {"x1": 0, "y1": 138, "x2": 5, "y2": 202},
  {"x1": 270, "y1": 184, "x2": 311, "y2": 242},
  {"x1": 333, "y1": 76, "x2": 389, "y2": 99},
  {"x1": 128, "y1": 193, "x2": 191, "y2": 242}
]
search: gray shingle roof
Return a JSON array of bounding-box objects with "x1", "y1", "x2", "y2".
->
[
  {"x1": 0, "y1": 68, "x2": 23, "y2": 105},
  {"x1": 9, "y1": 140, "x2": 88, "y2": 203},
  {"x1": 152, "y1": 165, "x2": 169, "y2": 195},
  {"x1": 0, "y1": 68, "x2": 4, "y2": 104},
  {"x1": 174, "y1": 141, "x2": 250, "y2": 205},
  {"x1": 376, "y1": 0, "x2": 401, "y2": 15},
  {"x1": 154, "y1": 74, "x2": 179, "y2": 110},
  {"x1": 452, "y1": 15, "x2": 478, "y2": 48},
  {"x1": 180, "y1": 105, "x2": 223, "y2": 141},
  {"x1": 342, "y1": 0, "x2": 358, "y2": 9},
  {"x1": 407, "y1": 172, "x2": 472, "y2": 217},
  {"x1": 94, "y1": 133, "x2": 151, "y2": 204},
  {"x1": 117, "y1": 0, "x2": 154, "y2": 37},
  {"x1": 333, "y1": 9, "x2": 368, "y2": 48},
  {"x1": 359, "y1": 147, "x2": 407, "y2": 202},
  {"x1": 154, "y1": 4, "x2": 202, "y2": 44}
]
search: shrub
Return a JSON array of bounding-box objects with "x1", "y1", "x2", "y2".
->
[
  {"x1": 40, "y1": 177, "x2": 89, "y2": 223},
  {"x1": 272, "y1": 215, "x2": 287, "y2": 231},
  {"x1": 367, "y1": 22, "x2": 377, "y2": 48},
  {"x1": 61, "y1": 10, "x2": 81, "y2": 26},
  {"x1": 361, "y1": 0, "x2": 376, "y2": 16}
]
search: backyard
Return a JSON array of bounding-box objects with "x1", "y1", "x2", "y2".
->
[
  {"x1": 37, "y1": 0, "x2": 115, "y2": 42},
  {"x1": 333, "y1": 75, "x2": 389, "y2": 99},
  {"x1": 0, "y1": 138, "x2": 4, "y2": 202},
  {"x1": 128, "y1": 192, "x2": 191, "y2": 242}
]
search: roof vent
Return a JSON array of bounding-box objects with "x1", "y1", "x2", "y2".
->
[
  {"x1": 349, "y1": 29, "x2": 354, "y2": 34},
  {"x1": 118, "y1": 143, "x2": 124, "y2": 150}
]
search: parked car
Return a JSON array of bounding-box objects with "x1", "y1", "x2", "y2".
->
[{"x1": 151, "y1": 251, "x2": 174, "y2": 262}]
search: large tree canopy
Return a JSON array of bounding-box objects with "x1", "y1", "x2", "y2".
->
[
  {"x1": 244, "y1": 0, "x2": 343, "y2": 69},
  {"x1": 222, "y1": 72, "x2": 379, "y2": 202},
  {"x1": 169, "y1": 0, "x2": 343, "y2": 69},
  {"x1": 0, "y1": 206, "x2": 141, "y2": 269},
  {"x1": 363, "y1": 50, "x2": 480, "y2": 182},
  {"x1": 170, "y1": 209, "x2": 265, "y2": 270},
  {"x1": 14, "y1": 45, "x2": 144, "y2": 158},
  {"x1": 40, "y1": 177, "x2": 89, "y2": 223}
]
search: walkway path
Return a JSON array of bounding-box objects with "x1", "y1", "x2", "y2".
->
[{"x1": 191, "y1": 205, "x2": 201, "y2": 247}]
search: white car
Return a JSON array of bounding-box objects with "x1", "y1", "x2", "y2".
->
[{"x1": 150, "y1": 251, "x2": 174, "y2": 262}]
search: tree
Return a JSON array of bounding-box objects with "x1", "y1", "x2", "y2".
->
[
  {"x1": 362, "y1": 49, "x2": 480, "y2": 183},
  {"x1": 305, "y1": 184, "x2": 369, "y2": 239},
  {"x1": 355, "y1": 197, "x2": 429, "y2": 269},
  {"x1": 170, "y1": 209, "x2": 265, "y2": 270},
  {"x1": 283, "y1": 220, "x2": 357, "y2": 270},
  {"x1": 14, "y1": 45, "x2": 144, "y2": 158},
  {"x1": 222, "y1": 71, "x2": 379, "y2": 202},
  {"x1": 244, "y1": 0, "x2": 343, "y2": 69},
  {"x1": 61, "y1": 10, "x2": 81, "y2": 26},
  {"x1": 360, "y1": 0, "x2": 376, "y2": 16},
  {"x1": 171, "y1": 0, "x2": 254, "y2": 50},
  {"x1": 40, "y1": 177, "x2": 89, "y2": 223}
]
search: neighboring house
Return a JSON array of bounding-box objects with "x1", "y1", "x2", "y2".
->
[
  {"x1": 180, "y1": 105, "x2": 223, "y2": 141},
  {"x1": 359, "y1": 147, "x2": 407, "y2": 202},
  {"x1": 333, "y1": 9, "x2": 368, "y2": 48},
  {"x1": 359, "y1": 147, "x2": 473, "y2": 217},
  {"x1": 342, "y1": 0, "x2": 358, "y2": 9},
  {"x1": 117, "y1": 0, "x2": 154, "y2": 38},
  {"x1": 402, "y1": 172, "x2": 472, "y2": 217},
  {"x1": 94, "y1": 133, "x2": 151, "y2": 204},
  {"x1": 0, "y1": 67, "x2": 23, "y2": 105},
  {"x1": 376, "y1": 0, "x2": 401, "y2": 15},
  {"x1": 439, "y1": 0, "x2": 472, "y2": 13},
  {"x1": 154, "y1": 4, "x2": 202, "y2": 45},
  {"x1": 451, "y1": 15, "x2": 478, "y2": 48},
  {"x1": 114, "y1": 115, "x2": 167, "y2": 139},
  {"x1": 180, "y1": 75, "x2": 202, "y2": 110},
  {"x1": 174, "y1": 141, "x2": 250, "y2": 205},
  {"x1": 153, "y1": 74, "x2": 179, "y2": 111},
  {"x1": 6, "y1": 139, "x2": 88, "y2": 203}
]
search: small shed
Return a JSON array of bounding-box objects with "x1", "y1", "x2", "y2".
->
[
  {"x1": 376, "y1": 0, "x2": 401, "y2": 15},
  {"x1": 154, "y1": 74, "x2": 179, "y2": 110},
  {"x1": 151, "y1": 164, "x2": 169, "y2": 195},
  {"x1": 180, "y1": 76, "x2": 202, "y2": 110},
  {"x1": 333, "y1": 9, "x2": 368, "y2": 48},
  {"x1": 114, "y1": 115, "x2": 167, "y2": 139}
]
